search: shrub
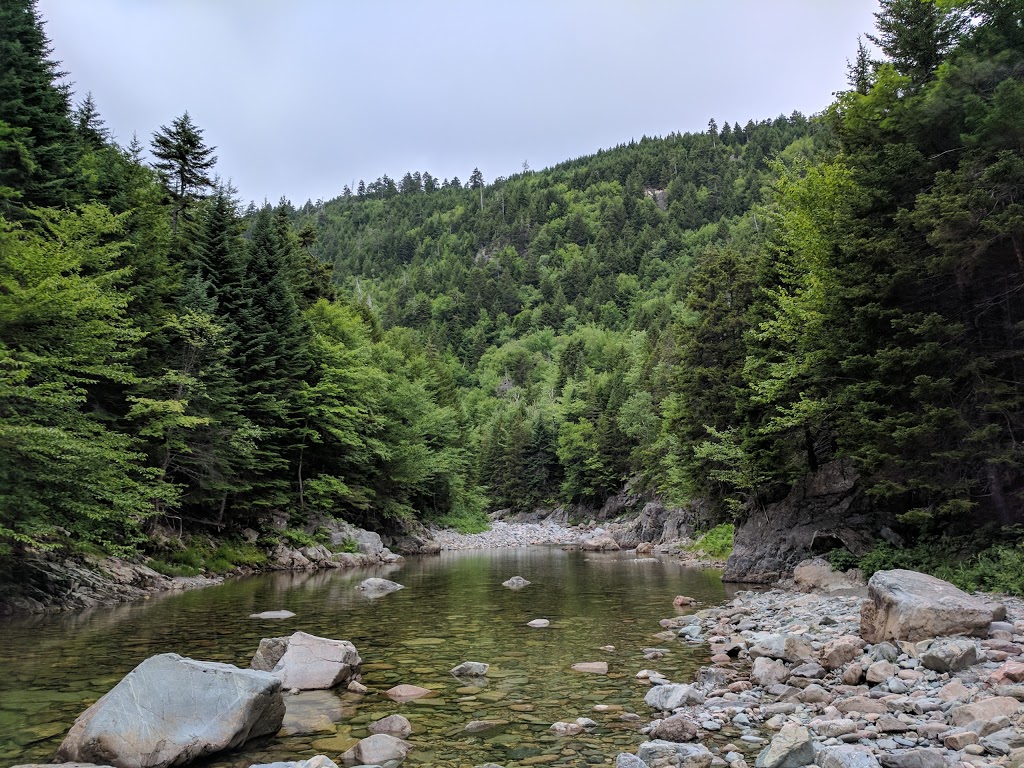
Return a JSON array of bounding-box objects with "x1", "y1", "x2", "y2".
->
[{"x1": 686, "y1": 523, "x2": 734, "y2": 560}]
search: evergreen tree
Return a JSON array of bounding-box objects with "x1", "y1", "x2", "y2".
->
[{"x1": 150, "y1": 111, "x2": 217, "y2": 236}]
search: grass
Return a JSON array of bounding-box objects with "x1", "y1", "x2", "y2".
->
[{"x1": 685, "y1": 523, "x2": 734, "y2": 560}]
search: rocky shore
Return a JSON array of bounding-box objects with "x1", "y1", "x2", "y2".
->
[{"x1": 620, "y1": 562, "x2": 1024, "y2": 768}]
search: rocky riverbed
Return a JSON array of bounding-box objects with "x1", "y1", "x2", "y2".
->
[
  {"x1": 428, "y1": 520, "x2": 584, "y2": 549},
  {"x1": 621, "y1": 565, "x2": 1024, "y2": 768}
]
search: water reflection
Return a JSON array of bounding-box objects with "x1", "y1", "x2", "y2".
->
[{"x1": 0, "y1": 547, "x2": 739, "y2": 767}]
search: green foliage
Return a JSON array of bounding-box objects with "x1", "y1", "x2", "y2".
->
[
  {"x1": 148, "y1": 538, "x2": 267, "y2": 577},
  {"x1": 685, "y1": 523, "x2": 735, "y2": 560}
]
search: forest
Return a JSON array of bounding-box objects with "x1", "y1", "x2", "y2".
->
[{"x1": 1, "y1": 0, "x2": 1022, "y2": 586}]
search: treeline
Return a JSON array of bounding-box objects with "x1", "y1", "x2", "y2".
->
[
  {"x1": 301, "y1": 0, "x2": 1023, "y2": 539},
  {"x1": 0, "y1": 1, "x2": 482, "y2": 557},
  {"x1": 2, "y1": 0, "x2": 1021, "y2": 563}
]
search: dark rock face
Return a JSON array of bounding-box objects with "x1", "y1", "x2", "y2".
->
[
  {"x1": 610, "y1": 501, "x2": 696, "y2": 549},
  {"x1": 723, "y1": 461, "x2": 889, "y2": 583}
]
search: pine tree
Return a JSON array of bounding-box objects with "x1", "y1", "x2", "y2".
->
[{"x1": 150, "y1": 112, "x2": 217, "y2": 236}]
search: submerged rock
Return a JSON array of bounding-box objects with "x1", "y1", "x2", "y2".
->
[
  {"x1": 250, "y1": 610, "x2": 296, "y2": 619},
  {"x1": 356, "y1": 577, "x2": 404, "y2": 595},
  {"x1": 527, "y1": 618, "x2": 550, "y2": 628},
  {"x1": 57, "y1": 653, "x2": 284, "y2": 768},
  {"x1": 368, "y1": 714, "x2": 413, "y2": 738},
  {"x1": 502, "y1": 575, "x2": 531, "y2": 589},
  {"x1": 451, "y1": 661, "x2": 489, "y2": 677},
  {"x1": 384, "y1": 683, "x2": 433, "y2": 702},
  {"x1": 340, "y1": 733, "x2": 411, "y2": 765}
]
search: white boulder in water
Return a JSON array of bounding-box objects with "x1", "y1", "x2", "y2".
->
[{"x1": 356, "y1": 577, "x2": 404, "y2": 595}]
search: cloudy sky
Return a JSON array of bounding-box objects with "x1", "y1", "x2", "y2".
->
[{"x1": 37, "y1": 1, "x2": 880, "y2": 206}]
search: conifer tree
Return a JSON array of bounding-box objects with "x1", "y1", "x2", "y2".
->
[{"x1": 150, "y1": 112, "x2": 217, "y2": 236}]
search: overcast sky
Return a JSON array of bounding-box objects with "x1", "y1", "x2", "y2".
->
[{"x1": 36, "y1": 1, "x2": 880, "y2": 206}]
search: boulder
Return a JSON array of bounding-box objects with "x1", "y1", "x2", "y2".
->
[
  {"x1": 749, "y1": 634, "x2": 815, "y2": 663},
  {"x1": 340, "y1": 733, "x2": 411, "y2": 765},
  {"x1": 451, "y1": 661, "x2": 489, "y2": 677},
  {"x1": 755, "y1": 724, "x2": 815, "y2": 768},
  {"x1": 723, "y1": 461, "x2": 884, "y2": 583},
  {"x1": 636, "y1": 741, "x2": 713, "y2": 768},
  {"x1": 650, "y1": 714, "x2": 699, "y2": 742},
  {"x1": 279, "y1": 690, "x2": 348, "y2": 736},
  {"x1": 368, "y1": 714, "x2": 413, "y2": 738},
  {"x1": 877, "y1": 749, "x2": 950, "y2": 768},
  {"x1": 860, "y1": 569, "x2": 1006, "y2": 643},
  {"x1": 502, "y1": 575, "x2": 530, "y2": 589},
  {"x1": 581, "y1": 530, "x2": 620, "y2": 551},
  {"x1": 919, "y1": 637, "x2": 980, "y2": 673},
  {"x1": 644, "y1": 684, "x2": 705, "y2": 711},
  {"x1": 355, "y1": 577, "x2": 404, "y2": 595},
  {"x1": 751, "y1": 657, "x2": 789, "y2": 687},
  {"x1": 251, "y1": 636, "x2": 290, "y2": 672},
  {"x1": 792, "y1": 558, "x2": 867, "y2": 595},
  {"x1": 991, "y1": 661, "x2": 1024, "y2": 685},
  {"x1": 821, "y1": 636, "x2": 866, "y2": 670},
  {"x1": 56, "y1": 653, "x2": 284, "y2": 768},
  {"x1": 835, "y1": 695, "x2": 889, "y2": 715},
  {"x1": 265, "y1": 632, "x2": 360, "y2": 690},
  {"x1": 865, "y1": 661, "x2": 899, "y2": 684},
  {"x1": 949, "y1": 696, "x2": 1022, "y2": 727},
  {"x1": 616, "y1": 755, "x2": 648, "y2": 768}
]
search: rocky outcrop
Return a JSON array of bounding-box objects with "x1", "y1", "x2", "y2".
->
[
  {"x1": 860, "y1": 569, "x2": 1007, "y2": 643},
  {"x1": 607, "y1": 500, "x2": 697, "y2": 549},
  {"x1": 581, "y1": 529, "x2": 620, "y2": 551},
  {"x1": 723, "y1": 461, "x2": 892, "y2": 583},
  {"x1": 56, "y1": 653, "x2": 284, "y2": 768},
  {"x1": 0, "y1": 555, "x2": 220, "y2": 616}
]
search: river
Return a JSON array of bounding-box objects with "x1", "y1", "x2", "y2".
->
[{"x1": 0, "y1": 547, "x2": 738, "y2": 768}]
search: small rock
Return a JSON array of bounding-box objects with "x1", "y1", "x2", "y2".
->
[
  {"x1": 866, "y1": 661, "x2": 899, "y2": 685},
  {"x1": 637, "y1": 741, "x2": 714, "y2": 768},
  {"x1": 616, "y1": 754, "x2": 648, "y2": 768},
  {"x1": 675, "y1": 595, "x2": 697, "y2": 606},
  {"x1": 920, "y1": 638, "x2": 980, "y2": 673},
  {"x1": 250, "y1": 610, "x2": 296, "y2": 619},
  {"x1": 571, "y1": 662, "x2": 608, "y2": 674},
  {"x1": 527, "y1": 619, "x2": 550, "y2": 628},
  {"x1": 502, "y1": 576, "x2": 530, "y2": 589},
  {"x1": 465, "y1": 720, "x2": 509, "y2": 733},
  {"x1": 650, "y1": 715, "x2": 700, "y2": 742},
  {"x1": 347, "y1": 680, "x2": 368, "y2": 694},
  {"x1": 355, "y1": 578, "x2": 404, "y2": 595},
  {"x1": 645, "y1": 684, "x2": 705, "y2": 710},
  {"x1": 383, "y1": 684, "x2": 433, "y2": 703},
  {"x1": 450, "y1": 661, "x2": 489, "y2": 677},
  {"x1": 877, "y1": 748, "x2": 949, "y2": 768},
  {"x1": 368, "y1": 714, "x2": 413, "y2": 738},
  {"x1": 340, "y1": 733, "x2": 411, "y2": 765},
  {"x1": 754, "y1": 723, "x2": 815, "y2": 768},
  {"x1": 550, "y1": 721, "x2": 585, "y2": 737},
  {"x1": 818, "y1": 745, "x2": 881, "y2": 768},
  {"x1": 949, "y1": 696, "x2": 1021, "y2": 727},
  {"x1": 752, "y1": 657, "x2": 789, "y2": 687}
]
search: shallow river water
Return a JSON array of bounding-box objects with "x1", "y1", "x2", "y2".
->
[{"x1": 0, "y1": 547, "x2": 738, "y2": 768}]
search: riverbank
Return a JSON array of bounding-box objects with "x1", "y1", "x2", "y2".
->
[{"x1": 623, "y1": 566, "x2": 1024, "y2": 768}]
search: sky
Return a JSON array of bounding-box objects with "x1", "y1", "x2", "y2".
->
[{"x1": 36, "y1": 1, "x2": 880, "y2": 207}]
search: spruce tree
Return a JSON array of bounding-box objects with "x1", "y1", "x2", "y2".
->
[{"x1": 150, "y1": 112, "x2": 217, "y2": 236}]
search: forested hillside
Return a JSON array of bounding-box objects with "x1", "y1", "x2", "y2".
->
[{"x1": 1, "y1": 0, "x2": 1022, "y2": 584}]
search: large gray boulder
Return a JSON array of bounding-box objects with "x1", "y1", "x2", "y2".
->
[
  {"x1": 581, "y1": 530, "x2": 620, "y2": 551},
  {"x1": 355, "y1": 577, "x2": 404, "y2": 595},
  {"x1": 817, "y1": 746, "x2": 881, "y2": 768},
  {"x1": 56, "y1": 653, "x2": 284, "y2": 768},
  {"x1": 264, "y1": 631, "x2": 361, "y2": 690},
  {"x1": 860, "y1": 569, "x2": 1006, "y2": 643}
]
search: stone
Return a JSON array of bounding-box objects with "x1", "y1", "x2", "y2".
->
[
  {"x1": 267, "y1": 631, "x2": 361, "y2": 690},
  {"x1": 789, "y1": 662, "x2": 826, "y2": 679},
  {"x1": 749, "y1": 634, "x2": 815, "y2": 664},
  {"x1": 250, "y1": 610, "x2": 296, "y2": 619},
  {"x1": 950, "y1": 696, "x2": 1021, "y2": 726},
  {"x1": 368, "y1": 714, "x2": 413, "y2": 738},
  {"x1": 347, "y1": 680, "x2": 368, "y2": 694},
  {"x1": 866, "y1": 661, "x2": 899, "y2": 684},
  {"x1": 810, "y1": 719, "x2": 858, "y2": 739},
  {"x1": 797, "y1": 684, "x2": 832, "y2": 704},
  {"x1": 792, "y1": 558, "x2": 867, "y2": 595},
  {"x1": 251, "y1": 636, "x2": 290, "y2": 672},
  {"x1": 936, "y1": 679, "x2": 969, "y2": 702},
  {"x1": 943, "y1": 732, "x2": 979, "y2": 750},
  {"x1": 818, "y1": 746, "x2": 881, "y2": 768},
  {"x1": 650, "y1": 714, "x2": 700, "y2": 742},
  {"x1": 754, "y1": 723, "x2": 815, "y2": 768},
  {"x1": 465, "y1": 720, "x2": 509, "y2": 733},
  {"x1": 527, "y1": 618, "x2": 550, "y2": 628},
  {"x1": 875, "y1": 715, "x2": 910, "y2": 733},
  {"x1": 571, "y1": 662, "x2": 608, "y2": 674},
  {"x1": 581, "y1": 531, "x2": 620, "y2": 551},
  {"x1": 674, "y1": 595, "x2": 697, "y2": 606},
  {"x1": 877, "y1": 749, "x2": 949, "y2": 768},
  {"x1": 384, "y1": 684, "x2": 433, "y2": 702},
  {"x1": 56, "y1": 653, "x2": 284, "y2": 768},
  {"x1": 550, "y1": 721, "x2": 585, "y2": 737},
  {"x1": 644, "y1": 683, "x2": 705, "y2": 710},
  {"x1": 981, "y1": 727, "x2": 1024, "y2": 755},
  {"x1": 355, "y1": 577, "x2": 404, "y2": 595},
  {"x1": 822, "y1": 637, "x2": 867, "y2": 670},
  {"x1": 834, "y1": 695, "x2": 889, "y2": 715},
  {"x1": 340, "y1": 733, "x2": 411, "y2": 765},
  {"x1": 919, "y1": 638, "x2": 980, "y2": 673},
  {"x1": 502, "y1": 575, "x2": 531, "y2": 589},
  {"x1": 991, "y1": 661, "x2": 1024, "y2": 685},
  {"x1": 251, "y1": 757, "x2": 339, "y2": 768},
  {"x1": 860, "y1": 570, "x2": 1005, "y2": 643},
  {"x1": 616, "y1": 755, "x2": 648, "y2": 768},
  {"x1": 279, "y1": 690, "x2": 347, "y2": 736},
  {"x1": 451, "y1": 661, "x2": 489, "y2": 677},
  {"x1": 751, "y1": 657, "x2": 789, "y2": 687},
  {"x1": 636, "y1": 741, "x2": 714, "y2": 768}
]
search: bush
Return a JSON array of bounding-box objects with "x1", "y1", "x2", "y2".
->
[{"x1": 686, "y1": 523, "x2": 734, "y2": 560}]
